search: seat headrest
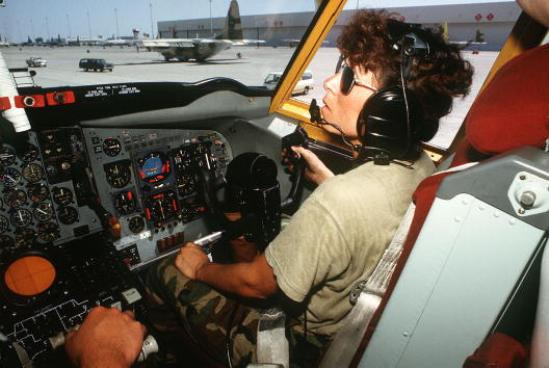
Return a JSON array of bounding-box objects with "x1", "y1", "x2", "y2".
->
[{"x1": 466, "y1": 44, "x2": 549, "y2": 155}]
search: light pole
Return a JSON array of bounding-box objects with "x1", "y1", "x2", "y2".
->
[
  {"x1": 149, "y1": 1, "x2": 154, "y2": 38},
  {"x1": 66, "y1": 13, "x2": 72, "y2": 39},
  {"x1": 114, "y1": 8, "x2": 119, "y2": 39}
]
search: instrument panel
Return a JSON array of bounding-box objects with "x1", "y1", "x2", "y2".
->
[{"x1": 83, "y1": 128, "x2": 233, "y2": 269}]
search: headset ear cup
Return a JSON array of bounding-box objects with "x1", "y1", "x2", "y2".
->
[{"x1": 357, "y1": 86, "x2": 423, "y2": 160}]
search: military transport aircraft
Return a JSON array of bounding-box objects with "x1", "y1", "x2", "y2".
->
[
  {"x1": 0, "y1": 0, "x2": 547, "y2": 367},
  {"x1": 138, "y1": 0, "x2": 264, "y2": 62}
]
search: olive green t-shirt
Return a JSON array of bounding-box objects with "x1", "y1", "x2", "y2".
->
[{"x1": 265, "y1": 153, "x2": 434, "y2": 336}]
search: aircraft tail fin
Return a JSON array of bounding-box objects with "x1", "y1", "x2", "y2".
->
[{"x1": 217, "y1": 0, "x2": 243, "y2": 40}]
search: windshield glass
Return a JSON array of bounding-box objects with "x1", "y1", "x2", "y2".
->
[{"x1": 0, "y1": 0, "x2": 317, "y2": 88}]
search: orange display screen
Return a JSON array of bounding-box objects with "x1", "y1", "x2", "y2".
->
[{"x1": 4, "y1": 256, "x2": 56, "y2": 296}]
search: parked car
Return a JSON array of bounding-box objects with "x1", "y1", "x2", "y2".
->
[
  {"x1": 263, "y1": 70, "x2": 314, "y2": 95},
  {"x1": 26, "y1": 56, "x2": 47, "y2": 67},
  {"x1": 79, "y1": 58, "x2": 114, "y2": 72}
]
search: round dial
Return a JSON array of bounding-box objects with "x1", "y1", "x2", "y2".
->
[
  {"x1": 2, "y1": 167, "x2": 22, "y2": 188},
  {"x1": 144, "y1": 190, "x2": 178, "y2": 227},
  {"x1": 177, "y1": 173, "x2": 196, "y2": 196},
  {"x1": 0, "y1": 215, "x2": 9, "y2": 233},
  {"x1": 104, "y1": 161, "x2": 132, "y2": 188},
  {"x1": 14, "y1": 228, "x2": 36, "y2": 248},
  {"x1": 22, "y1": 144, "x2": 39, "y2": 162},
  {"x1": 128, "y1": 216, "x2": 145, "y2": 234},
  {"x1": 114, "y1": 190, "x2": 137, "y2": 216},
  {"x1": 103, "y1": 138, "x2": 122, "y2": 157},
  {"x1": 57, "y1": 206, "x2": 78, "y2": 225},
  {"x1": 22, "y1": 163, "x2": 44, "y2": 183},
  {"x1": 34, "y1": 202, "x2": 54, "y2": 222},
  {"x1": 10, "y1": 209, "x2": 32, "y2": 227},
  {"x1": 4, "y1": 190, "x2": 27, "y2": 208},
  {"x1": 137, "y1": 152, "x2": 171, "y2": 184},
  {"x1": 28, "y1": 183, "x2": 50, "y2": 203},
  {"x1": 37, "y1": 222, "x2": 60, "y2": 242},
  {"x1": 0, "y1": 234, "x2": 15, "y2": 248},
  {"x1": 0, "y1": 145, "x2": 17, "y2": 166},
  {"x1": 52, "y1": 187, "x2": 73, "y2": 206}
]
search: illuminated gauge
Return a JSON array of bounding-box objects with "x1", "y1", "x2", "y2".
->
[
  {"x1": 14, "y1": 228, "x2": 36, "y2": 248},
  {"x1": 113, "y1": 190, "x2": 137, "y2": 216},
  {"x1": 28, "y1": 183, "x2": 50, "y2": 203},
  {"x1": 0, "y1": 215, "x2": 9, "y2": 233},
  {"x1": 22, "y1": 144, "x2": 39, "y2": 162},
  {"x1": 37, "y1": 222, "x2": 60, "y2": 242},
  {"x1": 177, "y1": 173, "x2": 196, "y2": 196},
  {"x1": 0, "y1": 234, "x2": 15, "y2": 251},
  {"x1": 174, "y1": 148, "x2": 193, "y2": 169},
  {"x1": 22, "y1": 163, "x2": 44, "y2": 183},
  {"x1": 103, "y1": 138, "x2": 122, "y2": 157},
  {"x1": 4, "y1": 190, "x2": 27, "y2": 208},
  {"x1": 0, "y1": 145, "x2": 17, "y2": 166},
  {"x1": 104, "y1": 160, "x2": 132, "y2": 188},
  {"x1": 52, "y1": 187, "x2": 73, "y2": 206},
  {"x1": 144, "y1": 190, "x2": 178, "y2": 226},
  {"x1": 2, "y1": 167, "x2": 22, "y2": 188},
  {"x1": 128, "y1": 216, "x2": 145, "y2": 234},
  {"x1": 57, "y1": 206, "x2": 78, "y2": 225},
  {"x1": 34, "y1": 202, "x2": 54, "y2": 222},
  {"x1": 137, "y1": 152, "x2": 171, "y2": 184},
  {"x1": 10, "y1": 208, "x2": 32, "y2": 227}
]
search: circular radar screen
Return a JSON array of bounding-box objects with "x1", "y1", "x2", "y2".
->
[
  {"x1": 137, "y1": 152, "x2": 171, "y2": 184},
  {"x1": 4, "y1": 256, "x2": 56, "y2": 296}
]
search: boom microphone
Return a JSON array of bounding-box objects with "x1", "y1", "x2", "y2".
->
[{"x1": 309, "y1": 99, "x2": 360, "y2": 151}]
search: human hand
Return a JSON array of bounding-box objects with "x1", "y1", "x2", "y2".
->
[
  {"x1": 175, "y1": 242, "x2": 210, "y2": 280},
  {"x1": 291, "y1": 146, "x2": 334, "y2": 185},
  {"x1": 65, "y1": 306, "x2": 146, "y2": 368}
]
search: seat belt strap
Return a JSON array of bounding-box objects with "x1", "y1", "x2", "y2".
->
[{"x1": 256, "y1": 307, "x2": 289, "y2": 368}]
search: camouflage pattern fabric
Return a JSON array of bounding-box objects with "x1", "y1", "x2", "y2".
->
[{"x1": 144, "y1": 257, "x2": 331, "y2": 367}]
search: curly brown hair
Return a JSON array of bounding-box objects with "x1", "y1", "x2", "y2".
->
[{"x1": 337, "y1": 10, "x2": 473, "y2": 140}]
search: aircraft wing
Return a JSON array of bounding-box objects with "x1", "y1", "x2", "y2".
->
[
  {"x1": 138, "y1": 38, "x2": 197, "y2": 49},
  {"x1": 231, "y1": 39, "x2": 267, "y2": 46}
]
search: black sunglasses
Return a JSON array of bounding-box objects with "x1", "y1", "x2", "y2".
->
[{"x1": 335, "y1": 55, "x2": 377, "y2": 96}]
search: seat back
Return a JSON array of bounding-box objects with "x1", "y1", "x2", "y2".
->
[{"x1": 351, "y1": 44, "x2": 549, "y2": 367}]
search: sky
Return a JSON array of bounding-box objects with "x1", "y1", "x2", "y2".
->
[{"x1": 0, "y1": 0, "x2": 513, "y2": 43}]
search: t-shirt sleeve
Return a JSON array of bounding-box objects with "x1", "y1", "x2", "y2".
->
[{"x1": 265, "y1": 196, "x2": 351, "y2": 303}]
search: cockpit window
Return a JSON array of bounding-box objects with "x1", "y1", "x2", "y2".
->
[{"x1": 0, "y1": 0, "x2": 317, "y2": 88}]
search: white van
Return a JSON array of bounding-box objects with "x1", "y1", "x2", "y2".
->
[{"x1": 263, "y1": 70, "x2": 314, "y2": 95}]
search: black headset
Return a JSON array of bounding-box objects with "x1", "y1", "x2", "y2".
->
[{"x1": 357, "y1": 19, "x2": 433, "y2": 164}]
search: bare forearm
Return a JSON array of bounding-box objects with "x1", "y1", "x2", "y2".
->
[{"x1": 195, "y1": 256, "x2": 276, "y2": 299}]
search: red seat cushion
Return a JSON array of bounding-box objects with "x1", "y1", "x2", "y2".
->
[{"x1": 465, "y1": 44, "x2": 549, "y2": 155}]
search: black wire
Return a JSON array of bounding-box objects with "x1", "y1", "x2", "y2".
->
[{"x1": 399, "y1": 48, "x2": 412, "y2": 160}]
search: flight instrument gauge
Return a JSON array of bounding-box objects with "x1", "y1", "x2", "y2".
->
[
  {"x1": 144, "y1": 190, "x2": 178, "y2": 226},
  {"x1": 10, "y1": 209, "x2": 32, "y2": 227},
  {"x1": 37, "y1": 222, "x2": 60, "y2": 242},
  {"x1": 103, "y1": 138, "x2": 122, "y2": 157},
  {"x1": 0, "y1": 146, "x2": 17, "y2": 166},
  {"x1": 28, "y1": 183, "x2": 50, "y2": 203},
  {"x1": 137, "y1": 152, "x2": 171, "y2": 184},
  {"x1": 52, "y1": 187, "x2": 73, "y2": 206},
  {"x1": 0, "y1": 215, "x2": 9, "y2": 233},
  {"x1": 5, "y1": 190, "x2": 27, "y2": 208},
  {"x1": 128, "y1": 216, "x2": 145, "y2": 234},
  {"x1": 104, "y1": 160, "x2": 132, "y2": 188},
  {"x1": 113, "y1": 190, "x2": 137, "y2": 216},
  {"x1": 34, "y1": 202, "x2": 54, "y2": 222},
  {"x1": 22, "y1": 163, "x2": 44, "y2": 183},
  {"x1": 22, "y1": 144, "x2": 39, "y2": 162},
  {"x1": 57, "y1": 206, "x2": 78, "y2": 225},
  {"x1": 2, "y1": 167, "x2": 22, "y2": 188}
]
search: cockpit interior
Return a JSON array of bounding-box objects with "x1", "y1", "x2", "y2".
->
[{"x1": 0, "y1": 0, "x2": 548, "y2": 367}]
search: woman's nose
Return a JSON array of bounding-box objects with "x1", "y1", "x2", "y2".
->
[{"x1": 323, "y1": 73, "x2": 340, "y2": 94}]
